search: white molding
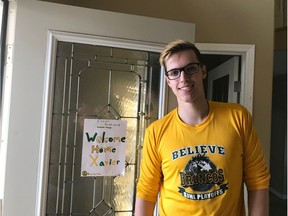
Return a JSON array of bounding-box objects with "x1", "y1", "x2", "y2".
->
[
  {"x1": 36, "y1": 31, "x2": 58, "y2": 216},
  {"x1": 49, "y1": 30, "x2": 166, "y2": 52},
  {"x1": 196, "y1": 43, "x2": 255, "y2": 216},
  {"x1": 196, "y1": 43, "x2": 255, "y2": 113}
]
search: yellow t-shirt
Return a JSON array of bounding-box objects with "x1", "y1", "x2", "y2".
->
[{"x1": 137, "y1": 101, "x2": 270, "y2": 216}]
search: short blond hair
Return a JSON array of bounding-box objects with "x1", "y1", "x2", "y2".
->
[{"x1": 159, "y1": 39, "x2": 203, "y2": 70}]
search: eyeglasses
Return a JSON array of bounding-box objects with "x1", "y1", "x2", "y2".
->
[{"x1": 165, "y1": 63, "x2": 201, "y2": 80}]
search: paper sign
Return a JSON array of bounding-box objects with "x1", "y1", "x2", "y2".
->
[{"x1": 81, "y1": 119, "x2": 127, "y2": 177}]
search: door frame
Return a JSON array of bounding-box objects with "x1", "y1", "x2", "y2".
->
[
  {"x1": 197, "y1": 42, "x2": 255, "y2": 216},
  {"x1": 196, "y1": 43, "x2": 255, "y2": 113}
]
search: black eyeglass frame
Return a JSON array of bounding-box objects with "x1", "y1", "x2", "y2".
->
[{"x1": 165, "y1": 62, "x2": 202, "y2": 80}]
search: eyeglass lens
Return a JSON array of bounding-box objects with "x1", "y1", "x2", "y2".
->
[{"x1": 166, "y1": 63, "x2": 200, "y2": 80}]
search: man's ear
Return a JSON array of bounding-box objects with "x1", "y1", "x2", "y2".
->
[
  {"x1": 166, "y1": 76, "x2": 172, "y2": 87},
  {"x1": 201, "y1": 65, "x2": 207, "y2": 79}
]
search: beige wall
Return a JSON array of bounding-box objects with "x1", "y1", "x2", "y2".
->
[{"x1": 74, "y1": 0, "x2": 274, "y2": 165}]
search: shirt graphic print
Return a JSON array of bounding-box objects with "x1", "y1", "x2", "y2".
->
[{"x1": 175, "y1": 145, "x2": 228, "y2": 200}]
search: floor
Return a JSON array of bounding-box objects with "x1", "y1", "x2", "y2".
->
[{"x1": 269, "y1": 191, "x2": 287, "y2": 216}]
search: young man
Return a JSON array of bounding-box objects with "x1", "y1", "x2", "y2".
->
[{"x1": 135, "y1": 40, "x2": 270, "y2": 216}]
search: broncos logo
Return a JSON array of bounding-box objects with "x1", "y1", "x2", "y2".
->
[{"x1": 183, "y1": 154, "x2": 217, "y2": 191}]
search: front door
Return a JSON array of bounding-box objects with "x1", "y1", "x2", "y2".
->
[{"x1": 46, "y1": 42, "x2": 161, "y2": 215}]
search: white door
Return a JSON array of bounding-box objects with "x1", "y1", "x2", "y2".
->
[
  {"x1": 1, "y1": 1, "x2": 195, "y2": 215},
  {"x1": 207, "y1": 56, "x2": 240, "y2": 103}
]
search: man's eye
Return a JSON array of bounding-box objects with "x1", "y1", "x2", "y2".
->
[
  {"x1": 185, "y1": 65, "x2": 198, "y2": 73},
  {"x1": 169, "y1": 70, "x2": 179, "y2": 76}
]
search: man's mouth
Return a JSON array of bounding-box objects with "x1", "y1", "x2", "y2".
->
[{"x1": 178, "y1": 85, "x2": 193, "y2": 91}]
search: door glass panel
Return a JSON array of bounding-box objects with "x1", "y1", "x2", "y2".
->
[{"x1": 46, "y1": 42, "x2": 161, "y2": 215}]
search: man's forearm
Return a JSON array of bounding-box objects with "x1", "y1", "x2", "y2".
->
[
  {"x1": 248, "y1": 189, "x2": 269, "y2": 216},
  {"x1": 135, "y1": 197, "x2": 156, "y2": 216}
]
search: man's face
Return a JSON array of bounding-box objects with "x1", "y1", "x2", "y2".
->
[{"x1": 165, "y1": 50, "x2": 207, "y2": 104}]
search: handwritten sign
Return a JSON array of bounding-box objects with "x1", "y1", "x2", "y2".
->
[{"x1": 81, "y1": 119, "x2": 127, "y2": 177}]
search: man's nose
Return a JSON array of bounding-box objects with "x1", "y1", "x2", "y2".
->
[{"x1": 179, "y1": 70, "x2": 189, "y2": 80}]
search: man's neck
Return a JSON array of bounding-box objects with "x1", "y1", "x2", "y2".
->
[{"x1": 177, "y1": 99, "x2": 210, "y2": 126}]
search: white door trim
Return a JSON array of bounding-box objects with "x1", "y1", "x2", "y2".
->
[
  {"x1": 196, "y1": 43, "x2": 255, "y2": 215},
  {"x1": 195, "y1": 43, "x2": 255, "y2": 113}
]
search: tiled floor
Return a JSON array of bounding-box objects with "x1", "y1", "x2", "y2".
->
[{"x1": 269, "y1": 192, "x2": 287, "y2": 216}]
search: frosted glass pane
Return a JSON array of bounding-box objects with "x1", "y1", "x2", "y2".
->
[
  {"x1": 125, "y1": 119, "x2": 137, "y2": 163},
  {"x1": 78, "y1": 68, "x2": 110, "y2": 116},
  {"x1": 113, "y1": 165, "x2": 135, "y2": 211},
  {"x1": 111, "y1": 71, "x2": 140, "y2": 118}
]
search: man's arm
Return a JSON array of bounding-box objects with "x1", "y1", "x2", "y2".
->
[
  {"x1": 248, "y1": 189, "x2": 269, "y2": 216},
  {"x1": 134, "y1": 197, "x2": 156, "y2": 216}
]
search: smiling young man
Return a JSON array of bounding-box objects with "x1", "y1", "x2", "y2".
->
[{"x1": 135, "y1": 40, "x2": 270, "y2": 216}]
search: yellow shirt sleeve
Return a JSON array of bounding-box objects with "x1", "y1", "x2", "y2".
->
[
  {"x1": 242, "y1": 109, "x2": 270, "y2": 190},
  {"x1": 136, "y1": 126, "x2": 162, "y2": 202}
]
